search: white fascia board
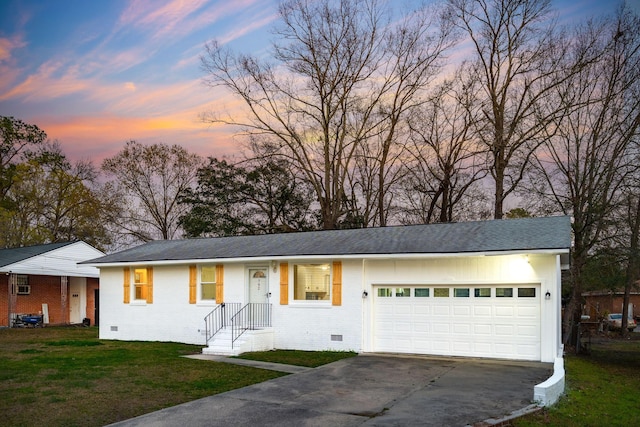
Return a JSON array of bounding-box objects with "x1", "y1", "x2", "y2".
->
[
  {"x1": 0, "y1": 266, "x2": 100, "y2": 278},
  {"x1": 2, "y1": 241, "x2": 103, "y2": 278},
  {"x1": 85, "y1": 248, "x2": 569, "y2": 268}
]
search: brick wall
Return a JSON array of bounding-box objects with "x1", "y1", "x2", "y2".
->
[
  {"x1": 1, "y1": 275, "x2": 100, "y2": 327},
  {"x1": 1, "y1": 275, "x2": 8, "y2": 327},
  {"x1": 584, "y1": 294, "x2": 640, "y2": 320}
]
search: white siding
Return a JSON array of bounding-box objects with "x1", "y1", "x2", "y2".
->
[
  {"x1": 100, "y1": 265, "x2": 212, "y2": 344},
  {"x1": 272, "y1": 259, "x2": 362, "y2": 352},
  {"x1": 97, "y1": 253, "x2": 562, "y2": 362},
  {"x1": 6, "y1": 242, "x2": 104, "y2": 277}
]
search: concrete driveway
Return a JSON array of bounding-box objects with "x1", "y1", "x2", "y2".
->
[{"x1": 110, "y1": 354, "x2": 552, "y2": 427}]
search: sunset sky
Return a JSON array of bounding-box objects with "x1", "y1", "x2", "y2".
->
[{"x1": 0, "y1": 0, "x2": 634, "y2": 163}]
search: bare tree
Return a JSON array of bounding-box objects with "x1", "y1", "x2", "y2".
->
[
  {"x1": 447, "y1": 0, "x2": 574, "y2": 219},
  {"x1": 365, "y1": 4, "x2": 455, "y2": 226},
  {"x1": 201, "y1": 0, "x2": 453, "y2": 229},
  {"x1": 102, "y1": 141, "x2": 203, "y2": 243},
  {"x1": 401, "y1": 69, "x2": 487, "y2": 223},
  {"x1": 527, "y1": 6, "x2": 640, "y2": 345}
]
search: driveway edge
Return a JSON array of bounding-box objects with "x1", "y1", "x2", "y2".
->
[
  {"x1": 467, "y1": 404, "x2": 543, "y2": 427},
  {"x1": 533, "y1": 355, "x2": 565, "y2": 406}
]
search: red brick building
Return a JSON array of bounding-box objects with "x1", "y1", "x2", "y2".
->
[
  {"x1": 1, "y1": 242, "x2": 104, "y2": 327},
  {"x1": 582, "y1": 290, "x2": 640, "y2": 321}
]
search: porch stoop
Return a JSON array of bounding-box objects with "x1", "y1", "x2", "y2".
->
[{"x1": 202, "y1": 327, "x2": 275, "y2": 356}]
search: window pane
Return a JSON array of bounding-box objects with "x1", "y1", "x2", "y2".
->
[
  {"x1": 474, "y1": 288, "x2": 491, "y2": 297},
  {"x1": 496, "y1": 288, "x2": 513, "y2": 297},
  {"x1": 294, "y1": 264, "x2": 330, "y2": 300},
  {"x1": 434, "y1": 288, "x2": 449, "y2": 297},
  {"x1": 134, "y1": 269, "x2": 147, "y2": 300},
  {"x1": 201, "y1": 283, "x2": 216, "y2": 300},
  {"x1": 518, "y1": 288, "x2": 536, "y2": 297},
  {"x1": 454, "y1": 288, "x2": 470, "y2": 297},
  {"x1": 377, "y1": 288, "x2": 392, "y2": 297},
  {"x1": 395, "y1": 288, "x2": 410, "y2": 297},
  {"x1": 415, "y1": 288, "x2": 430, "y2": 297},
  {"x1": 201, "y1": 266, "x2": 216, "y2": 283},
  {"x1": 134, "y1": 269, "x2": 147, "y2": 284}
]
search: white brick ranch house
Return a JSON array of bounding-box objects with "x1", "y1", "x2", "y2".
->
[{"x1": 84, "y1": 216, "x2": 570, "y2": 367}]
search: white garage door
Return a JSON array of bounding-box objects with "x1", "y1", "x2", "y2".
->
[{"x1": 373, "y1": 285, "x2": 541, "y2": 361}]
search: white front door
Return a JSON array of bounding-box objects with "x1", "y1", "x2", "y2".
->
[
  {"x1": 69, "y1": 278, "x2": 86, "y2": 324},
  {"x1": 249, "y1": 268, "x2": 269, "y2": 304}
]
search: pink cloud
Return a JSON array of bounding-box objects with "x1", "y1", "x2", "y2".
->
[
  {"x1": 117, "y1": 0, "x2": 265, "y2": 43},
  {"x1": 0, "y1": 36, "x2": 25, "y2": 62},
  {"x1": 0, "y1": 35, "x2": 28, "y2": 95},
  {"x1": 0, "y1": 59, "x2": 93, "y2": 102},
  {"x1": 36, "y1": 111, "x2": 242, "y2": 164}
]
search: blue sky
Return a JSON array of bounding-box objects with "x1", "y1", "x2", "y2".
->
[{"x1": 0, "y1": 0, "x2": 633, "y2": 163}]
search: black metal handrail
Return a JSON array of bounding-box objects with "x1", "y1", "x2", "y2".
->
[
  {"x1": 204, "y1": 302, "x2": 241, "y2": 345},
  {"x1": 231, "y1": 303, "x2": 272, "y2": 348}
]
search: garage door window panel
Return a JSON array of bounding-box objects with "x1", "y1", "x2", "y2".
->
[
  {"x1": 518, "y1": 288, "x2": 536, "y2": 297},
  {"x1": 434, "y1": 288, "x2": 449, "y2": 297},
  {"x1": 454, "y1": 288, "x2": 470, "y2": 297},
  {"x1": 395, "y1": 288, "x2": 410, "y2": 297},
  {"x1": 415, "y1": 288, "x2": 430, "y2": 297},
  {"x1": 378, "y1": 288, "x2": 392, "y2": 297},
  {"x1": 474, "y1": 288, "x2": 491, "y2": 297},
  {"x1": 496, "y1": 288, "x2": 513, "y2": 297}
]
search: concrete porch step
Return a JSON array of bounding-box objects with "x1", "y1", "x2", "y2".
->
[{"x1": 202, "y1": 327, "x2": 274, "y2": 356}]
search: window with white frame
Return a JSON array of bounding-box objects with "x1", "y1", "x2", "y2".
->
[
  {"x1": 294, "y1": 264, "x2": 330, "y2": 300},
  {"x1": 16, "y1": 275, "x2": 30, "y2": 295},
  {"x1": 200, "y1": 266, "x2": 216, "y2": 300},
  {"x1": 134, "y1": 268, "x2": 148, "y2": 300}
]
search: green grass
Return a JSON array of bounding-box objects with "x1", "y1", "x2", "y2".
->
[
  {"x1": 7, "y1": 327, "x2": 635, "y2": 427},
  {"x1": 235, "y1": 349, "x2": 357, "y2": 367},
  {"x1": 515, "y1": 335, "x2": 640, "y2": 427},
  {"x1": 0, "y1": 327, "x2": 292, "y2": 427}
]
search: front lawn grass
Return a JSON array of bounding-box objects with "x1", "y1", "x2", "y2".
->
[
  {"x1": 0, "y1": 327, "x2": 286, "y2": 427},
  {"x1": 515, "y1": 334, "x2": 640, "y2": 426}
]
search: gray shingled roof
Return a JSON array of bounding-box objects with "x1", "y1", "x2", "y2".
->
[
  {"x1": 85, "y1": 216, "x2": 571, "y2": 265},
  {"x1": 0, "y1": 242, "x2": 75, "y2": 269}
]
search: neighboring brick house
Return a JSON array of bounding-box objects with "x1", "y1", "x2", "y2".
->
[
  {"x1": 582, "y1": 290, "x2": 640, "y2": 321},
  {"x1": 0, "y1": 242, "x2": 104, "y2": 327}
]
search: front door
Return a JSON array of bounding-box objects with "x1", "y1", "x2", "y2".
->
[
  {"x1": 69, "y1": 278, "x2": 85, "y2": 324},
  {"x1": 249, "y1": 268, "x2": 269, "y2": 304}
]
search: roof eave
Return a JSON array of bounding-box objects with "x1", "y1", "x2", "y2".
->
[{"x1": 85, "y1": 248, "x2": 570, "y2": 268}]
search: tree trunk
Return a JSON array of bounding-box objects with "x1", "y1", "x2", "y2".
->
[
  {"x1": 493, "y1": 154, "x2": 505, "y2": 219},
  {"x1": 622, "y1": 193, "x2": 640, "y2": 337},
  {"x1": 563, "y1": 253, "x2": 585, "y2": 347}
]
